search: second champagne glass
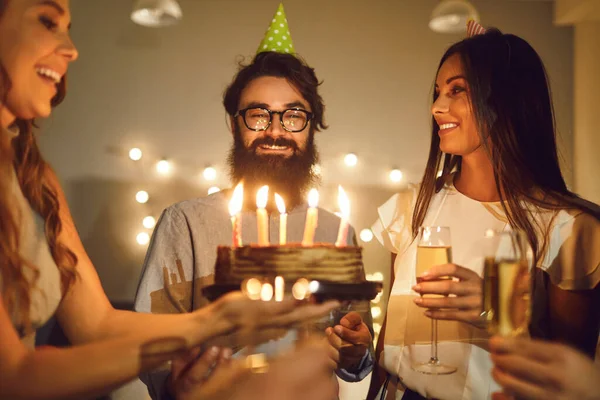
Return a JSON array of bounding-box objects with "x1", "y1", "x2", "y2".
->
[
  {"x1": 411, "y1": 226, "x2": 457, "y2": 375},
  {"x1": 481, "y1": 230, "x2": 531, "y2": 337}
]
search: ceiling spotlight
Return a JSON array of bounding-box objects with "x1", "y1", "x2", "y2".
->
[
  {"x1": 129, "y1": 148, "x2": 142, "y2": 161},
  {"x1": 344, "y1": 153, "x2": 358, "y2": 167},
  {"x1": 203, "y1": 167, "x2": 217, "y2": 181},
  {"x1": 208, "y1": 186, "x2": 221, "y2": 195},
  {"x1": 156, "y1": 159, "x2": 170, "y2": 175},
  {"x1": 143, "y1": 216, "x2": 156, "y2": 229},
  {"x1": 360, "y1": 229, "x2": 374, "y2": 243},
  {"x1": 131, "y1": 0, "x2": 182, "y2": 28},
  {"x1": 136, "y1": 190, "x2": 149, "y2": 204},
  {"x1": 429, "y1": 0, "x2": 479, "y2": 33},
  {"x1": 136, "y1": 232, "x2": 150, "y2": 245},
  {"x1": 389, "y1": 169, "x2": 403, "y2": 183}
]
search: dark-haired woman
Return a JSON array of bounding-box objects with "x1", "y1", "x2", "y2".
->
[{"x1": 368, "y1": 27, "x2": 600, "y2": 400}]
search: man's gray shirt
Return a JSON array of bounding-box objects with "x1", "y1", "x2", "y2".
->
[{"x1": 134, "y1": 191, "x2": 374, "y2": 399}]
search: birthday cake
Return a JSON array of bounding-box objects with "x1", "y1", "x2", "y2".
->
[{"x1": 213, "y1": 244, "x2": 366, "y2": 285}]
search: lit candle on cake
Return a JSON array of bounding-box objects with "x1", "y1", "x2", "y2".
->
[
  {"x1": 256, "y1": 185, "x2": 269, "y2": 246},
  {"x1": 229, "y1": 183, "x2": 244, "y2": 247},
  {"x1": 335, "y1": 186, "x2": 350, "y2": 247},
  {"x1": 274, "y1": 193, "x2": 287, "y2": 245},
  {"x1": 275, "y1": 276, "x2": 284, "y2": 301},
  {"x1": 302, "y1": 189, "x2": 319, "y2": 246}
]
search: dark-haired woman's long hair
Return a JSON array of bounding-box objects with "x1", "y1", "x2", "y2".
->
[
  {"x1": 0, "y1": 0, "x2": 77, "y2": 333},
  {"x1": 413, "y1": 28, "x2": 600, "y2": 267}
]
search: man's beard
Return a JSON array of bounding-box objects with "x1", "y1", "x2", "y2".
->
[{"x1": 227, "y1": 123, "x2": 319, "y2": 211}]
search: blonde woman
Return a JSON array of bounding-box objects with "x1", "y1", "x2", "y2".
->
[{"x1": 0, "y1": 1, "x2": 338, "y2": 399}]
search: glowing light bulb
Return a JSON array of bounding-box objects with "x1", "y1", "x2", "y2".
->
[
  {"x1": 371, "y1": 292, "x2": 383, "y2": 304},
  {"x1": 372, "y1": 272, "x2": 384, "y2": 281},
  {"x1": 143, "y1": 216, "x2": 156, "y2": 229},
  {"x1": 136, "y1": 191, "x2": 149, "y2": 204},
  {"x1": 344, "y1": 153, "x2": 358, "y2": 167},
  {"x1": 311, "y1": 164, "x2": 322, "y2": 176},
  {"x1": 243, "y1": 278, "x2": 262, "y2": 300},
  {"x1": 203, "y1": 167, "x2": 217, "y2": 181},
  {"x1": 360, "y1": 229, "x2": 373, "y2": 243},
  {"x1": 129, "y1": 148, "x2": 142, "y2": 161},
  {"x1": 389, "y1": 169, "x2": 403, "y2": 182},
  {"x1": 156, "y1": 159, "x2": 170, "y2": 174},
  {"x1": 371, "y1": 306, "x2": 382, "y2": 319},
  {"x1": 136, "y1": 232, "x2": 150, "y2": 245}
]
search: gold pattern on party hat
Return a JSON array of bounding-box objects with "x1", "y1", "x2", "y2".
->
[
  {"x1": 257, "y1": 3, "x2": 295, "y2": 55},
  {"x1": 467, "y1": 19, "x2": 486, "y2": 37}
]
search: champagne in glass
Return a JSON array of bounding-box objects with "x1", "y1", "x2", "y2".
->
[
  {"x1": 481, "y1": 231, "x2": 531, "y2": 336},
  {"x1": 416, "y1": 246, "x2": 452, "y2": 291},
  {"x1": 412, "y1": 226, "x2": 457, "y2": 375},
  {"x1": 416, "y1": 246, "x2": 452, "y2": 284}
]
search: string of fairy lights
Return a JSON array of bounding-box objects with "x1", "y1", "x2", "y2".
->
[
  {"x1": 128, "y1": 147, "x2": 404, "y2": 247},
  {"x1": 126, "y1": 146, "x2": 396, "y2": 341}
]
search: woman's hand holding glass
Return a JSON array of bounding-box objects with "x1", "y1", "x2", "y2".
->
[{"x1": 412, "y1": 263, "x2": 485, "y2": 328}]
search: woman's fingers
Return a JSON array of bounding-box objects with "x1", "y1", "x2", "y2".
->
[
  {"x1": 414, "y1": 294, "x2": 480, "y2": 309},
  {"x1": 491, "y1": 366, "x2": 551, "y2": 400},
  {"x1": 413, "y1": 279, "x2": 481, "y2": 297},
  {"x1": 491, "y1": 353, "x2": 560, "y2": 389},
  {"x1": 217, "y1": 292, "x2": 339, "y2": 331},
  {"x1": 419, "y1": 263, "x2": 481, "y2": 281}
]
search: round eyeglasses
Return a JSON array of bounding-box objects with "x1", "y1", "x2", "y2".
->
[{"x1": 234, "y1": 107, "x2": 313, "y2": 133}]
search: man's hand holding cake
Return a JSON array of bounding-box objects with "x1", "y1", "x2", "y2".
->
[{"x1": 326, "y1": 311, "x2": 373, "y2": 371}]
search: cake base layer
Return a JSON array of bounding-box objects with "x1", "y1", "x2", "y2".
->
[{"x1": 214, "y1": 244, "x2": 365, "y2": 284}]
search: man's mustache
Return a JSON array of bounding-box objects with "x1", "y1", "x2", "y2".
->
[{"x1": 250, "y1": 137, "x2": 299, "y2": 152}]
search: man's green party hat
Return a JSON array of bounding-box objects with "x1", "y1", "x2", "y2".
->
[{"x1": 256, "y1": 3, "x2": 295, "y2": 55}]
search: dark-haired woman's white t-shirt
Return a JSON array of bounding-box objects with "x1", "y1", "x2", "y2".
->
[{"x1": 372, "y1": 177, "x2": 600, "y2": 400}]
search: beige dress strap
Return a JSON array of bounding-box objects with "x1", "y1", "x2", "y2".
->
[{"x1": 1, "y1": 126, "x2": 62, "y2": 348}]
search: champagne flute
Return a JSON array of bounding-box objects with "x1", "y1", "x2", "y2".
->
[
  {"x1": 481, "y1": 230, "x2": 531, "y2": 336},
  {"x1": 411, "y1": 226, "x2": 457, "y2": 375}
]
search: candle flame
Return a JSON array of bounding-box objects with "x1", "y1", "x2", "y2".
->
[
  {"x1": 229, "y1": 183, "x2": 244, "y2": 216},
  {"x1": 308, "y1": 188, "x2": 319, "y2": 208},
  {"x1": 337, "y1": 186, "x2": 350, "y2": 219},
  {"x1": 256, "y1": 185, "x2": 269, "y2": 209},
  {"x1": 274, "y1": 193, "x2": 286, "y2": 214}
]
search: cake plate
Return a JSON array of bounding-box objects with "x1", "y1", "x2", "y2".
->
[{"x1": 202, "y1": 280, "x2": 383, "y2": 302}]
